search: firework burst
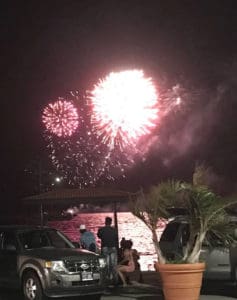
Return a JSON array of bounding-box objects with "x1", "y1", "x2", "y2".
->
[
  {"x1": 42, "y1": 99, "x2": 79, "y2": 137},
  {"x1": 89, "y1": 70, "x2": 159, "y2": 149},
  {"x1": 42, "y1": 73, "x2": 188, "y2": 188}
]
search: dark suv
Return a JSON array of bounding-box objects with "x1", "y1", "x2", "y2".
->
[{"x1": 0, "y1": 225, "x2": 107, "y2": 300}]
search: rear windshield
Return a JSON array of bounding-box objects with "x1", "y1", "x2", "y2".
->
[{"x1": 160, "y1": 222, "x2": 180, "y2": 242}]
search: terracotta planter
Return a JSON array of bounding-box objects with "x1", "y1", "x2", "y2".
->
[{"x1": 155, "y1": 262, "x2": 205, "y2": 300}]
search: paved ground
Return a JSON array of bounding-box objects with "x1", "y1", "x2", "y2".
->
[
  {"x1": 201, "y1": 297, "x2": 236, "y2": 300},
  {"x1": 100, "y1": 284, "x2": 237, "y2": 300},
  {"x1": 0, "y1": 272, "x2": 236, "y2": 300}
]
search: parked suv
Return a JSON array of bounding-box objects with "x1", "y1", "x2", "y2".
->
[
  {"x1": 159, "y1": 217, "x2": 237, "y2": 281},
  {"x1": 0, "y1": 225, "x2": 107, "y2": 300}
]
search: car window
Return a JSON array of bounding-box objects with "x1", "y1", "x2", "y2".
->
[
  {"x1": 181, "y1": 224, "x2": 190, "y2": 245},
  {"x1": 160, "y1": 222, "x2": 181, "y2": 242},
  {"x1": 47, "y1": 230, "x2": 72, "y2": 248},
  {"x1": 19, "y1": 230, "x2": 74, "y2": 249},
  {"x1": 203, "y1": 231, "x2": 226, "y2": 247},
  {"x1": 1, "y1": 232, "x2": 18, "y2": 251},
  {"x1": 19, "y1": 231, "x2": 50, "y2": 249}
]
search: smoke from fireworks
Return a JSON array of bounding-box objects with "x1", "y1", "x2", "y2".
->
[
  {"x1": 90, "y1": 70, "x2": 158, "y2": 149},
  {"x1": 42, "y1": 99, "x2": 79, "y2": 137}
]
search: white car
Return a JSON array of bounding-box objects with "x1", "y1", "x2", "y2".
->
[{"x1": 159, "y1": 216, "x2": 237, "y2": 281}]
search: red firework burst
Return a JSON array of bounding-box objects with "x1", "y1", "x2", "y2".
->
[
  {"x1": 42, "y1": 99, "x2": 79, "y2": 137},
  {"x1": 90, "y1": 70, "x2": 158, "y2": 148}
]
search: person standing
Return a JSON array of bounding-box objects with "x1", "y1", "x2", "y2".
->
[
  {"x1": 97, "y1": 217, "x2": 118, "y2": 283},
  {"x1": 79, "y1": 224, "x2": 96, "y2": 252}
]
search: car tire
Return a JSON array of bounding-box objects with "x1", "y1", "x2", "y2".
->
[{"x1": 22, "y1": 271, "x2": 45, "y2": 300}]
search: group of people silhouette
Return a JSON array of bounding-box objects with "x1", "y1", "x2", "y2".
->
[{"x1": 78, "y1": 216, "x2": 142, "y2": 286}]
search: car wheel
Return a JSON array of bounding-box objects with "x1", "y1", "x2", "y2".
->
[{"x1": 23, "y1": 271, "x2": 45, "y2": 300}]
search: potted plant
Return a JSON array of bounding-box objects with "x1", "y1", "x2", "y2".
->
[{"x1": 131, "y1": 166, "x2": 236, "y2": 300}]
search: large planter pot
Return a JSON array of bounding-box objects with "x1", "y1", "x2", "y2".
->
[{"x1": 156, "y1": 262, "x2": 205, "y2": 300}]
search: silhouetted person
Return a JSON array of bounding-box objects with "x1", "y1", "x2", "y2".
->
[{"x1": 97, "y1": 217, "x2": 118, "y2": 283}]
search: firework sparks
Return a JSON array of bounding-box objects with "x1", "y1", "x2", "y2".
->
[
  {"x1": 42, "y1": 76, "x2": 188, "y2": 187},
  {"x1": 47, "y1": 134, "x2": 109, "y2": 187},
  {"x1": 90, "y1": 70, "x2": 159, "y2": 149},
  {"x1": 42, "y1": 99, "x2": 79, "y2": 137},
  {"x1": 44, "y1": 92, "x2": 120, "y2": 188}
]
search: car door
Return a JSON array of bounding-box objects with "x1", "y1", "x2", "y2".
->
[
  {"x1": 200, "y1": 243, "x2": 231, "y2": 280},
  {"x1": 0, "y1": 231, "x2": 19, "y2": 287}
]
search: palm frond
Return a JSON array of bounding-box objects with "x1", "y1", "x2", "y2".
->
[{"x1": 130, "y1": 177, "x2": 237, "y2": 264}]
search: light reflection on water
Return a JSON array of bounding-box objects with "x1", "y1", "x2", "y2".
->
[{"x1": 48, "y1": 212, "x2": 166, "y2": 270}]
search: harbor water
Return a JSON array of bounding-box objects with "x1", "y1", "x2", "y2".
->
[{"x1": 48, "y1": 212, "x2": 166, "y2": 270}]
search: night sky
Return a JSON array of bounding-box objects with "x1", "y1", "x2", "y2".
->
[{"x1": 1, "y1": 0, "x2": 237, "y2": 203}]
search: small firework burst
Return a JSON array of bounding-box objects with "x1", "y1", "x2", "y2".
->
[{"x1": 42, "y1": 99, "x2": 79, "y2": 137}]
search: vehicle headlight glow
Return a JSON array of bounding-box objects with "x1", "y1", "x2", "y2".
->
[
  {"x1": 45, "y1": 261, "x2": 67, "y2": 273},
  {"x1": 98, "y1": 257, "x2": 106, "y2": 268}
]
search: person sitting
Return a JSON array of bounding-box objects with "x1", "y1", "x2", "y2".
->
[
  {"x1": 117, "y1": 239, "x2": 143, "y2": 286},
  {"x1": 117, "y1": 248, "x2": 135, "y2": 287}
]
